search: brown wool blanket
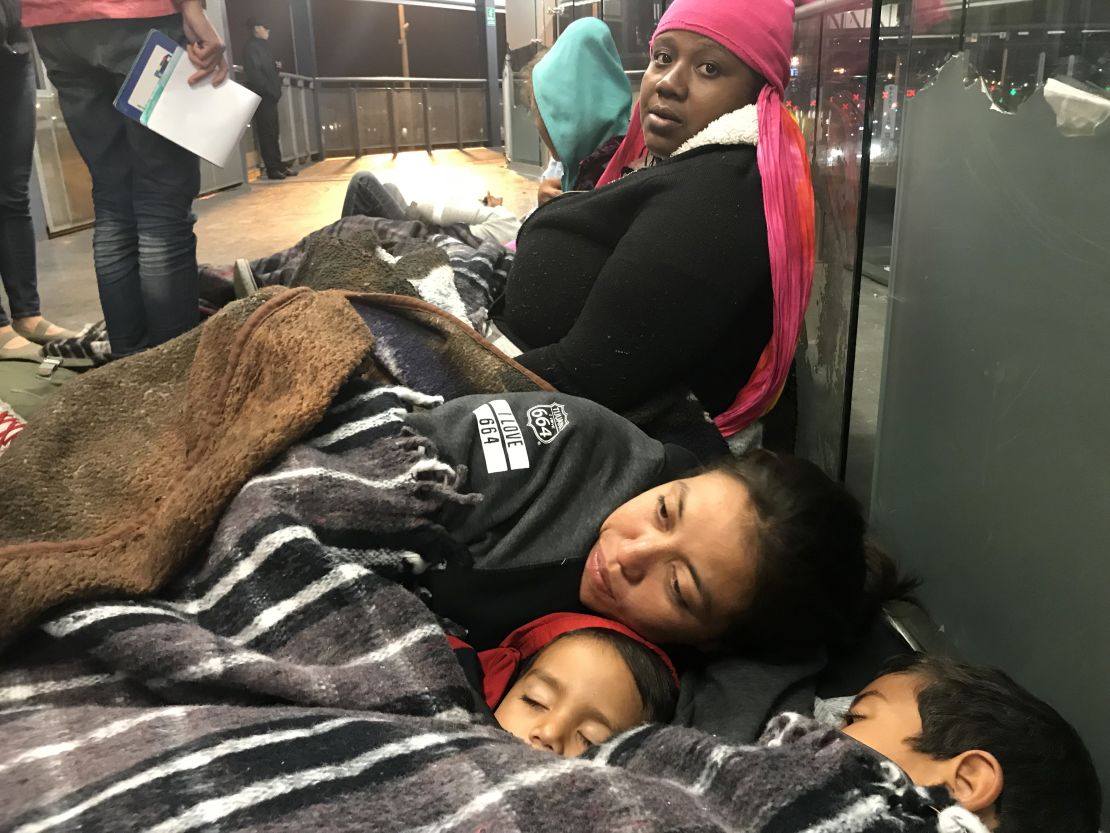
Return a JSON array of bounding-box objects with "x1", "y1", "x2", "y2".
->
[{"x1": 0, "y1": 283, "x2": 548, "y2": 645}]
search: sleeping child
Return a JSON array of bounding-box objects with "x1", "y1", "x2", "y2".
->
[
  {"x1": 841, "y1": 653, "x2": 1101, "y2": 833},
  {"x1": 451, "y1": 612, "x2": 679, "y2": 757}
]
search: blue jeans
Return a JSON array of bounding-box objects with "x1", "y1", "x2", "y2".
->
[
  {"x1": 341, "y1": 172, "x2": 409, "y2": 220},
  {"x1": 34, "y1": 15, "x2": 200, "y2": 355},
  {"x1": 0, "y1": 52, "x2": 41, "y2": 328}
]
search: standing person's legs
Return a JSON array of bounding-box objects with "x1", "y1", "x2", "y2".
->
[
  {"x1": 35, "y1": 16, "x2": 200, "y2": 354},
  {"x1": 34, "y1": 22, "x2": 146, "y2": 354},
  {"x1": 126, "y1": 117, "x2": 200, "y2": 346},
  {"x1": 254, "y1": 97, "x2": 283, "y2": 175},
  {"x1": 340, "y1": 172, "x2": 409, "y2": 219},
  {"x1": 0, "y1": 53, "x2": 40, "y2": 330}
]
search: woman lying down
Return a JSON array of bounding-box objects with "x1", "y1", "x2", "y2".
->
[
  {"x1": 403, "y1": 387, "x2": 893, "y2": 748},
  {"x1": 359, "y1": 384, "x2": 887, "y2": 757}
]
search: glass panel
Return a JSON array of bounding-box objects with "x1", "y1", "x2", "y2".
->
[
  {"x1": 856, "y1": 0, "x2": 1110, "y2": 289},
  {"x1": 305, "y1": 85, "x2": 321, "y2": 154},
  {"x1": 33, "y1": 91, "x2": 93, "y2": 233},
  {"x1": 871, "y1": 48, "x2": 1110, "y2": 822},
  {"x1": 426, "y1": 87, "x2": 458, "y2": 147},
  {"x1": 845, "y1": 0, "x2": 914, "y2": 503},
  {"x1": 288, "y1": 83, "x2": 307, "y2": 158},
  {"x1": 784, "y1": 1, "x2": 880, "y2": 476},
  {"x1": 963, "y1": 0, "x2": 1110, "y2": 112},
  {"x1": 461, "y1": 86, "x2": 491, "y2": 143},
  {"x1": 279, "y1": 81, "x2": 297, "y2": 163},
  {"x1": 240, "y1": 113, "x2": 260, "y2": 175},
  {"x1": 393, "y1": 87, "x2": 427, "y2": 149},
  {"x1": 356, "y1": 88, "x2": 393, "y2": 152},
  {"x1": 850, "y1": 0, "x2": 1110, "y2": 498},
  {"x1": 604, "y1": 0, "x2": 660, "y2": 70},
  {"x1": 319, "y1": 86, "x2": 355, "y2": 155},
  {"x1": 551, "y1": 0, "x2": 601, "y2": 41},
  {"x1": 295, "y1": 85, "x2": 311, "y2": 157}
]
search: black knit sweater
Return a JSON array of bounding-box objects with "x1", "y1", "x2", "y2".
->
[{"x1": 493, "y1": 143, "x2": 772, "y2": 416}]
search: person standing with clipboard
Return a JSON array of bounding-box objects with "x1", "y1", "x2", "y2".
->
[{"x1": 27, "y1": 0, "x2": 228, "y2": 358}]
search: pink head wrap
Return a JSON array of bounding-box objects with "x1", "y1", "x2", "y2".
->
[{"x1": 597, "y1": 0, "x2": 815, "y2": 437}]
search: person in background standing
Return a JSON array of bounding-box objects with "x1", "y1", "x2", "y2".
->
[
  {"x1": 0, "y1": 0, "x2": 76, "y2": 363},
  {"x1": 243, "y1": 18, "x2": 296, "y2": 181},
  {"x1": 26, "y1": 0, "x2": 227, "y2": 358}
]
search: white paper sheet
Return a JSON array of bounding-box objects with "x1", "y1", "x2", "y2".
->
[{"x1": 145, "y1": 58, "x2": 261, "y2": 167}]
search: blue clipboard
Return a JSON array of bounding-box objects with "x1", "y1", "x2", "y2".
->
[{"x1": 113, "y1": 29, "x2": 184, "y2": 122}]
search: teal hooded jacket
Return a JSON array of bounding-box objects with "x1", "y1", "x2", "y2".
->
[{"x1": 532, "y1": 18, "x2": 632, "y2": 192}]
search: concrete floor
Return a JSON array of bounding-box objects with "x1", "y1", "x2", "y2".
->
[{"x1": 34, "y1": 148, "x2": 538, "y2": 330}]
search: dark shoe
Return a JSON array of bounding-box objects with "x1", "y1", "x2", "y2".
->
[
  {"x1": 280, "y1": 166, "x2": 299, "y2": 177},
  {"x1": 40, "y1": 321, "x2": 111, "y2": 369},
  {"x1": 265, "y1": 169, "x2": 287, "y2": 180}
]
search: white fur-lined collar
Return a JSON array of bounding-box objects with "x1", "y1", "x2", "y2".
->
[{"x1": 670, "y1": 105, "x2": 758, "y2": 157}]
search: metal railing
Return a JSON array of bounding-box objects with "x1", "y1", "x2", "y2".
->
[
  {"x1": 314, "y1": 76, "x2": 491, "y2": 157},
  {"x1": 278, "y1": 73, "x2": 322, "y2": 166},
  {"x1": 236, "y1": 69, "x2": 321, "y2": 176}
]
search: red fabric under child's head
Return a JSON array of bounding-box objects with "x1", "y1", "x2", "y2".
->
[{"x1": 464, "y1": 612, "x2": 679, "y2": 710}]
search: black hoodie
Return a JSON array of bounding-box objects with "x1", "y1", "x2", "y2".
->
[{"x1": 405, "y1": 391, "x2": 698, "y2": 649}]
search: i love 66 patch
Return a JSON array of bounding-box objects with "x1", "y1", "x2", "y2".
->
[{"x1": 525, "y1": 403, "x2": 569, "y2": 444}]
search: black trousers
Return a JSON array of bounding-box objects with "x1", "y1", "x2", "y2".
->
[
  {"x1": 0, "y1": 52, "x2": 40, "y2": 327},
  {"x1": 254, "y1": 96, "x2": 283, "y2": 172}
]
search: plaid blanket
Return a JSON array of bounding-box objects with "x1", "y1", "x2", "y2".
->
[
  {"x1": 0, "y1": 382, "x2": 987, "y2": 833},
  {"x1": 200, "y1": 216, "x2": 512, "y2": 330}
]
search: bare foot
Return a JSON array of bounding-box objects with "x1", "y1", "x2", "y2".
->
[{"x1": 0, "y1": 324, "x2": 34, "y2": 350}]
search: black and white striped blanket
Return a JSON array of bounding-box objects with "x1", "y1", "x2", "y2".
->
[
  {"x1": 0, "y1": 382, "x2": 985, "y2": 833},
  {"x1": 0, "y1": 382, "x2": 476, "y2": 714}
]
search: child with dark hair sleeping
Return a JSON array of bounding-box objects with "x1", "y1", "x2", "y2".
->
[
  {"x1": 451, "y1": 613, "x2": 679, "y2": 757},
  {"x1": 467, "y1": 625, "x2": 1104, "y2": 829},
  {"x1": 841, "y1": 654, "x2": 1102, "y2": 833}
]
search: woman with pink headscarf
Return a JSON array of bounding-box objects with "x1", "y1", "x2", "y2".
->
[{"x1": 489, "y1": 0, "x2": 814, "y2": 451}]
